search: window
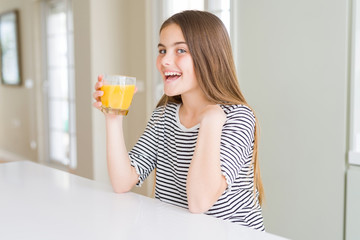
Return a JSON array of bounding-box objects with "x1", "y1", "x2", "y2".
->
[
  {"x1": 349, "y1": 0, "x2": 360, "y2": 165},
  {"x1": 42, "y1": 0, "x2": 76, "y2": 168},
  {"x1": 163, "y1": 0, "x2": 204, "y2": 18},
  {"x1": 163, "y1": 0, "x2": 231, "y2": 35}
]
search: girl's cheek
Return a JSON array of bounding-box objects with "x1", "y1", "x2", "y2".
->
[
  {"x1": 177, "y1": 55, "x2": 192, "y2": 68},
  {"x1": 156, "y1": 56, "x2": 162, "y2": 70}
]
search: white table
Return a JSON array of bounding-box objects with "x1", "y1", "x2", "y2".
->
[{"x1": 0, "y1": 161, "x2": 287, "y2": 240}]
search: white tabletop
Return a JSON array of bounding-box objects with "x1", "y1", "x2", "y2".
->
[{"x1": 0, "y1": 161, "x2": 287, "y2": 240}]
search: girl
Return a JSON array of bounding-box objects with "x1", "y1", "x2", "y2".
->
[{"x1": 93, "y1": 10, "x2": 265, "y2": 231}]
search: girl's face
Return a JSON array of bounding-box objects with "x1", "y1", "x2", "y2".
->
[{"x1": 156, "y1": 24, "x2": 199, "y2": 97}]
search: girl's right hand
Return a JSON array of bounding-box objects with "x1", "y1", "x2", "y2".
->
[{"x1": 92, "y1": 75, "x2": 104, "y2": 111}]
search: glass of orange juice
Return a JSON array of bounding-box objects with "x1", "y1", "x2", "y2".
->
[{"x1": 100, "y1": 75, "x2": 136, "y2": 115}]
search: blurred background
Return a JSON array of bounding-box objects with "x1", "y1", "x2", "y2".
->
[{"x1": 0, "y1": 0, "x2": 359, "y2": 239}]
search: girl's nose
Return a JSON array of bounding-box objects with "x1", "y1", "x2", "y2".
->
[{"x1": 161, "y1": 53, "x2": 172, "y2": 66}]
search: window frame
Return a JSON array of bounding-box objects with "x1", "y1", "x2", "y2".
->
[
  {"x1": 349, "y1": 0, "x2": 360, "y2": 165},
  {"x1": 41, "y1": 0, "x2": 77, "y2": 169}
]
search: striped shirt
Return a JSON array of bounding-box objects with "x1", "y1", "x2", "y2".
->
[{"x1": 129, "y1": 102, "x2": 265, "y2": 231}]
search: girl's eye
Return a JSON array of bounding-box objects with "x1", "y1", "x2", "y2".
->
[
  {"x1": 177, "y1": 49, "x2": 186, "y2": 54},
  {"x1": 159, "y1": 49, "x2": 166, "y2": 54}
]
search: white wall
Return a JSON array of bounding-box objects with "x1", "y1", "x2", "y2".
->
[
  {"x1": 88, "y1": 0, "x2": 150, "y2": 195},
  {"x1": 346, "y1": 166, "x2": 360, "y2": 240},
  {"x1": 71, "y1": 0, "x2": 94, "y2": 179},
  {"x1": 235, "y1": 1, "x2": 348, "y2": 239},
  {"x1": 0, "y1": 0, "x2": 40, "y2": 163}
]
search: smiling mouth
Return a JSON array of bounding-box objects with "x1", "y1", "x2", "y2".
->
[{"x1": 164, "y1": 72, "x2": 182, "y2": 81}]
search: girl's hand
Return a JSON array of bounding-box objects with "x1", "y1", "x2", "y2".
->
[
  {"x1": 92, "y1": 74, "x2": 138, "y2": 113},
  {"x1": 199, "y1": 105, "x2": 226, "y2": 126},
  {"x1": 92, "y1": 75, "x2": 104, "y2": 111}
]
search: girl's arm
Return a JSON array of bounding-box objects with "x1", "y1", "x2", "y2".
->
[
  {"x1": 93, "y1": 76, "x2": 139, "y2": 193},
  {"x1": 105, "y1": 115, "x2": 139, "y2": 193},
  {"x1": 186, "y1": 105, "x2": 228, "y2": 213}
]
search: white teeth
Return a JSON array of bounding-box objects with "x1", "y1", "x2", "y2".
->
[{"x1": 164, "y1": 72, "x2": 181, "y2": 76}]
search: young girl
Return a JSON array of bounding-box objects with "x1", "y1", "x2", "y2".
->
[{"x1": 93, "y1": 10, "x2": 265, "y2": 231}]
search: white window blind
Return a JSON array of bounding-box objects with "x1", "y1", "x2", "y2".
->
[
  {"x1": 163, "y1": 0, "x2": 230, "y2": 33},
  {"x1": 349, "y1": 0, "x2": 360, "y2": 165},
  {"x1": 43, "y1": 0, "x2": 77, "y2": 169}
]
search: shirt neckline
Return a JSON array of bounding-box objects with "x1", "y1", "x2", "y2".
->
[{"x1": 175, "y1": 103, "x2": 200, "y2": 132}]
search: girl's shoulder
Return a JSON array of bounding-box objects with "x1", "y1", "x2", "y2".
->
[
  {"x1": 153, "y1": 102, "x2": 179, "y2": 114},
  {"x1": 150, "y1": 102, "x2": 179, "y2": 120},
  {"x1": 220, "y1": 104, "x2": 256, "y2": 131},
  {"x1": 220, "y1": 104, "x2": 255, "y2": 119}
]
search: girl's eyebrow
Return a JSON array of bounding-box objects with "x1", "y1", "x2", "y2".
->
[{"x1": 157, "y1": 41, "x2": 187, "y2": 48}]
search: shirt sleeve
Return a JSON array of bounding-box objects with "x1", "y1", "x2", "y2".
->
[
  {"x1": 128, "y1": 107, "x2": 163, "y2": 186},
  {"x1": 219, "y1": 105, "x2": 256, "y2": 190}
]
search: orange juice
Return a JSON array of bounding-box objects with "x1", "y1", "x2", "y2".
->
[{"x1": 101, "y1": 85, "x2": 136, "y2": 110}]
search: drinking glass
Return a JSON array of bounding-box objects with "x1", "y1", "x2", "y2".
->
[{"x1": 100, "y1": 75, "x2": 136, "y2": 115}]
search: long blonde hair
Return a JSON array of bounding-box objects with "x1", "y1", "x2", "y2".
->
[{"x1": 157, "y1": 10, "x2": 264, "y2": 205}]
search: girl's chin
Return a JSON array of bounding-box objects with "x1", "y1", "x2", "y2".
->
[
  {"x1": 164, "y1": 88, "x2": 180, "y2": 97},
  {"x1": 164, "y1": 92, "x2": 179, "y2": 97}
]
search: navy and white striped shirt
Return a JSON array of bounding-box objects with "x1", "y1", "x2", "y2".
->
[{"x1": 129, "y1": 102, "x2": 264, "y2": 231}]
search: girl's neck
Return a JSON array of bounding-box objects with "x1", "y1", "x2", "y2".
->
[
  {"x1": 179, "y1": 92, "x2": 213, "y2": 127},
  {"x1": 182, "y1": 90, "x2": 211, "y2": 111}
]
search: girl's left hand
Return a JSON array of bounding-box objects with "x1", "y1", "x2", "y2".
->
[{"x1": 199, "y1": 105, "x2": 226, "y2": 126}]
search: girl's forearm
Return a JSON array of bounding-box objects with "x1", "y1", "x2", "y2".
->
[
  {"x1": 105, "y1": 115, "x2": 139, "y2": 193},
  {"x1": 187, "y1": 116, "x2": 227, "y2": 213}
]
